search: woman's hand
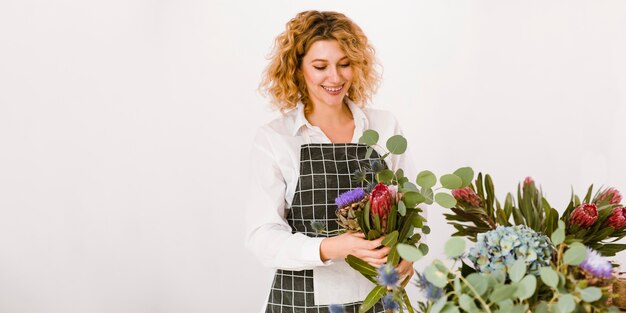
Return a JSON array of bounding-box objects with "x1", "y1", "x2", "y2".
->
[
  {"x1": 320, "y1": 232, "x2": 389, "y2": 267},
  {"x1": 396, "y1": 259, "x2": 414, "y2": 287}
]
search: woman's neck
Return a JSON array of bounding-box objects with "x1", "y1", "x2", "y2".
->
[{"x1": 305, "y1": 100, "x2": 353, "y2": 128}]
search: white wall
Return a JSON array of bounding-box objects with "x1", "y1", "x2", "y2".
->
[{"x1": 0, "y1": 1, "x2": 624, "y2": 313}]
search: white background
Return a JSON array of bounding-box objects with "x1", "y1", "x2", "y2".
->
[{"x1": 1, "y1": 1, "x2": 625, "y2": 313}]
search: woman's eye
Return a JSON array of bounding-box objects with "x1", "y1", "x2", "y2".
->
[
  {"x1": 313, "y1": 66, "x2": 326, "y2": 70},
  {"x1": 340, "y1": 63, "x2": 351, "y2": 68}
]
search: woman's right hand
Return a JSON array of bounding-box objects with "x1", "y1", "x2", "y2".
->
[{"x1": 319, "y1": 232, "x2": 389, "y2": 267}]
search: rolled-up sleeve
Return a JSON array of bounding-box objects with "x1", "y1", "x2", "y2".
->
[{"x1": 244, "y1": 128, "x2": 331, "y2": 270}]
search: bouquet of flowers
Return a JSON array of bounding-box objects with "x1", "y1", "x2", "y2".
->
[
  {"x1": 408, "y1": 173, "x2": 626, "y2": 313},
  {"x1": 323, "y1": 130, "x2": 474, "y2": 313}
]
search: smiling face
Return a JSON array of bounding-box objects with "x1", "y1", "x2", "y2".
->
[{"x1": 301, "y1": 40, "x2": 353, "y2": 110}]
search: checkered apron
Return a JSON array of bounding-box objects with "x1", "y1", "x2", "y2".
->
[{"x1": 265, "y1": 136, "x2": 387, "y2": 313}]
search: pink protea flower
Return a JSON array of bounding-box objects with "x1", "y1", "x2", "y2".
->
[
  {"x1": 597, "y1": 188, "x2": 622, "y2": 205},
  {"x1": 452, "y1": 187, "x2": 482, "y2": 207},
  {"x1": 606, "y1": 206, "x2": 626, "y2": 229},
  {"x1": 370, "y1": 183, "x2": 393, "y2": 230},
  {"x1": 524, "y1": 176, "x2": 534, "y2": 186},
  {"x1": 569, "y1": 203, "x2": 598, "y2": 228}
]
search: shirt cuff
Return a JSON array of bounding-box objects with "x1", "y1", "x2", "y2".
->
[{"x1": 303, "y1": 237, "x2": 334, "y2": 267}]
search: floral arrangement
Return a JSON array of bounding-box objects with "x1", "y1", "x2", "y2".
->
[
  {"x1": 402, "y1": 173, "x2": 626, "y2": 312},
  {"x1": 321, "y1": 130, "x2": 472, "y2": 313}
]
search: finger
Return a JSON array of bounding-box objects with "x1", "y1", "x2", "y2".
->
[
  {"x1": 351, "y1": 232, "x2": 366, "y2": 238},
  {"x1": 369, "y1": 237, "x2": 385, "y2": 249}
]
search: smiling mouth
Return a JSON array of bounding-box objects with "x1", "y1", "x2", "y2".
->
[{"x1": 322, "y1": 85, "x2": 343, "y2": 94}]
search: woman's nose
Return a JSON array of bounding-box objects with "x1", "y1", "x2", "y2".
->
[{"x1": 327, "y1": 66, "x2": 342, "y2": 83}]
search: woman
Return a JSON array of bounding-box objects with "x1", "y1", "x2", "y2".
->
[{"x1": 246, "y1": 10, "x2": 417, "y2": 313}]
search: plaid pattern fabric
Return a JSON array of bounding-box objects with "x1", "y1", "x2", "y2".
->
[{"x1": 265, "y1": 143, "x2": 388, "y2": 313}]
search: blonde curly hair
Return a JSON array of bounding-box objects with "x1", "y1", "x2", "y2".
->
[{"x1": 260, "y1": 10, "x2": 380, "y2": 113}]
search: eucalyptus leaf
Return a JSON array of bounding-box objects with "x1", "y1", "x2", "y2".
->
[
  {"x1": 421, "y1": 187, "x2": 434, "y2": 205},
  {"x1": 580, "y1": 286, "x2": 602, "y2": 302},
  {"x1": 489, "y1": 284, "x2": 517, "y2": 303},
  {"x1": 425, "y1": 264, "x2": 448, "y2": 288},
  {"x1": 454, "y1": 167, "x2": 474, "y2": 187},
  {"x1": 403, "y1": 182, "x2": 419, "y2": 192},
  {"x1": 435, "y1": 193, "x2": 457, "y2": 209},
  {"x1": 378, "y1": 169, "x2": 394, "y2": 184},
  {"x1": 440, "y1": 174, "x2": 463, "y2": 189},
  {"x1": 403, "y1": 191, "x2": 425, "y2": 208},
  {"x1": 359, "y1": 129, "x2": 379, "y2": 146},
  {"x1": 459, "y1": 294, "x2": 477, "y2": 312},
  {"x1": 539, "y1": 267, "x2": 559, "y2": 288},
  {"x1": 557, "y1": 294, "x2": 575, "y2": 313},
  {"x1": 444, "y1": 237, "x2": 466, "y2": 258},
  {"x1": 398, "y1": 200, "x2": 407, "y2": 216},
  {"x1": 440, "y1": 304, "x2": 460, "y2": 313},
  {"x1": 386, "y1": 135, "x2": 407, "y2": 155},
  {"x1": 430, "y1": 296, "x2": 447, "y2": 313},
  {"x1": 397, "y1": 243, "x2": 424, "y2": 262},
  {"x1": 563, "y1": 242, "x2": 587, "y2": 266},
  {"x1": 466, "y1": 273, "x2": 488, "y2": 296},
  {"x1": 515, "y1": 275, "x2": 536, "y2": 300},
  {"x1": 416, "y1": 170, "x2": 437, "y2": 189},
  {"x1": 551, "y1": 227, "x2": 565, "y2": 246},
  {"x1": 509, "y1": 259, "x2": 527, "y2": 283},
  {"x1": 418, "y1": 243, "x2": 429, "y2": 255}
]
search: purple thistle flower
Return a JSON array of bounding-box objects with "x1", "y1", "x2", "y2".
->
[
  {"x1": 415, "y1": 272, "x2": 444, "y2": 301},
  {"x1": 335, "y1": 187, "x2": 366, "y2": 208},
  {"x1": 382, "y1": 293, "x2": 399, "y2": 311},
  {"x1": 377, "y1": 264, "x2": 399, "y2": 288},
  {"x1": 580, "y1": 248, "x2": 613, "y2": 279},
  {"x1": 329, "y1": 304, "x2": 345, "y2": 313}
]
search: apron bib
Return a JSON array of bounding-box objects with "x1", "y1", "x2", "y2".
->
[{"x1": 265, "y1": 139, "x2": 388, "y2": 313}]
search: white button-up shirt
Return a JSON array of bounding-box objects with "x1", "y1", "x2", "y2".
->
[{"x1": 245, "y1": 100, "x2": 418, "y2": 306}]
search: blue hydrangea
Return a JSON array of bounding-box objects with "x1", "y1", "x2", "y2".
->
[
  {"x1": 335, "y1": 187, "x2": 366, "y2": 208},
  {"x1": 468, "y1": 225, "x2": 554, "y2": 275}
]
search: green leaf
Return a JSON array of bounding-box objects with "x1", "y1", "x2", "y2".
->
[
  {"x1": 430, "y1": 297, "x2": 447, "y2": 313},
  {"x1": 539, "y1": 267, "x2": 559, "y2": 288},
  {"x1": 440, "y1": 304, "x2": 460, "y2": 313},
  {"x1": 580, "y1": 286, "x2": 602, "y2": 302},
  {"x1": 466, "y1": 273, "x2": 488, "y2": 296},
  {"x1": 551, "y1": 227, "x2": 565, "y2": 246},
  {"x1": 398, "y1": 201, "x2": 406, "y2": 216},
  {"x1": 488, "y1": 284, "x2": 517, "y2": 303},
  {"x1": 387, "y1": 245, "x2": 400, "y2": 266},
  {"x1": 359, "y1": 129, "x2": 379, "y2": 146},
  {"x1": 557, "y1": 294, "x2": 575, "y2": 313},
  {"x1": 418, "y1": 243, "x2": 429, "y2": 255},
  {"x1": 381, "y1": 231, "x2": 398, "y2": 247},
  {"x1": 403, "y1": 182, "x2": 419, "y2": 192},
  {"x1": 444, "y1": 237, "x2": 466, "y2": 258},
  {"x1": 386, "y1": 135, "x2": 407, "y2": 155},
  {"x1": 509, "y1": 259, "x2": 527, "y2": 283},
  {"x1": 345, "y1": 255, "x2": 377, "y2": 277},
  {"x1": 422, "y1": 225, "x2": 431, "y2": 234},
  {"x1": 403, "y1": 191, "x2": 425, "y2": 208},
  {"x1": 435, "y1": 193, "x2": 457, "y2": 209},
  {"x1": 397, "y1": 243, "x2": 424, "y2": 262},
  {"x1": 441, "y1": 174, "x2": 463, "y2": 189},
  {"x1": 459, "y1": 294, "x2": 478, "y2": 312},
  {"x1": 358, "y1": 285, "x2": 386, "y2": 313},
  {"x1": 421, "y1": 187, "x2": 434, "y2": 205},
  {"x1": 365, "y1": 147, "x2": 373, "y2": 159},
  {"x1": 425, "y1": 264, "x2": 448, "y2": 288},
  {"x1": 563, "y1": 242, "x2": 587, "y2": 265},
  {"x1": 515, "y1": 274, "x2": 536, "y2": 300},
  {"x1": 378, "y1": 169, "x2": 394, "y2": 184},
  {"x1": 454, "y1": 167, "x2": 474, "y2": 187},
  {"x1": 416, "y1": 170, "x2": 437, "y2": 189}
]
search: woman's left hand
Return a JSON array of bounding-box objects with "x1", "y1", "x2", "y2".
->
[{"x1": 395, "y1": 259, "x2": 414, "y2": 287}]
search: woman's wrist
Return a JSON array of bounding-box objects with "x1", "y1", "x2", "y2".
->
[{"x1": 320, "y1": 236, "x2": 338, "y2": 262}]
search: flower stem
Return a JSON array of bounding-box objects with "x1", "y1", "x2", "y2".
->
[{"x1": 458, "y1": 275, "x2": 491, "y2": 313}]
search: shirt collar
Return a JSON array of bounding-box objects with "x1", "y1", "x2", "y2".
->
[{"x1": 291, "y1": 99, "x2": 369, "y2": 137}]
